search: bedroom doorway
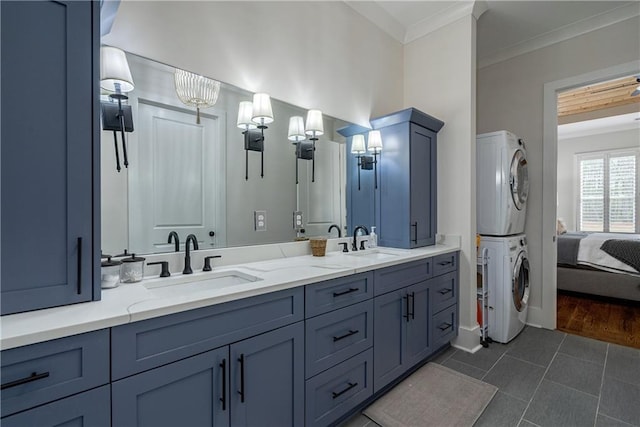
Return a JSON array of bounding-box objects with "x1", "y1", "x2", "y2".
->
[{"x1": 552, "y1": 71, "x2": 640, "y2": 349}]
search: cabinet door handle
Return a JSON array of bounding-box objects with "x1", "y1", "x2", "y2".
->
[
  {"x1": 333, "y1": 287, "x2": 359, "y2": 297},
  {"x1": 332, "y1": 381, "x2": 358, "y2": 399},
  {"x1": 77, "y1": 237, "x2": 83, "y2": 295},
  {"x1": 403, "y1": 295, "x2": 410, "y2": 322},
  {"x1": 219, "y1": 358, "x2": 226, "y2": 411},
  {"x1": 438, "y1": 322, "x2": 453, "y2": 332},
  {"x1": 438, "y1": 260, "x2": 453, "y2": 266},
  {"x1": 237, "y1": 354, "x2": 245, "y2": 403},
  {"x1": 1, "y1": 371, "x2": 50, "y2": 390},
  {"x1": 411, "y1": 222, "x2": 418, "y2": 243},
  {"x1": 438, "y1": 288, "x2": 452, "y2": 295},
  {"x1": 333, "y1": 329, "x2": 359, "y2": 342},
  {"x1": 410, "y1": 292, "x2": 415, "y2": 320}
]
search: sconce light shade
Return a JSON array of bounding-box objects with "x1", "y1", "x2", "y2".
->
[
  {"x1": 237, "y1": 101, "x2": 257, "y2": 130},
  {"x1": 351, "y1": 134, "x2": 366, "y2": 154},
  {"x1": 288, "y1": 116, "x2": 306, "y2": 142},
  {"x1": 251, "y1": 93, "x2": 274, "y2": 124},
  {"x1": 100, "y1": 46, "x2": 135, "y2": 93},
  {"x1": 305, "y1": 109, "x2": 324, "y2": 136},
  {"x1": 367, "y1": 130, "x2": 383, "y2": 152}
]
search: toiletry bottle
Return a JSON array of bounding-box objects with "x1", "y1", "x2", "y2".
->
[{"x1": 369, "y1": 226, "x2": 378, "y2": 248}]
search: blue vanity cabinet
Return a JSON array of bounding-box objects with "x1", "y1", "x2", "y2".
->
[
  {"x1": 230, "y1": 322, "x2": 304, "y2": 427},
  {"x1": 370, "y1": 108, "x2": 444, "y2": 249},
  {"x1": 112, "y1": 347, "x2": 230, "y2": 427},
  {"x1": 0, "y1": 0, "x2": 100, "y2": 315},
  {"x1": 1, "y1": 385, "x2": 111, "y2": 427}
]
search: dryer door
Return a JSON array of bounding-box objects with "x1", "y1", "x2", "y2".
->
[
  {"x1": 510, "y1": 149, "x2": 529, "y2": 210},
  {"x1": 512, "y1": 251, "x2": 530, "y2": 312}
]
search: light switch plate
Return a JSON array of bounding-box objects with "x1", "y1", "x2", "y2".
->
[
  {"x1": 255, "y1": 210, "x2": 267, "y2": 231},
  {"x1": 293, "y1": 211, "x2": 303, "y2": 231}
]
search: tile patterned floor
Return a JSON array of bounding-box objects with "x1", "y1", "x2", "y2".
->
[{"x1": 341, "y1": 327, "x2": 640, "y2": 427}]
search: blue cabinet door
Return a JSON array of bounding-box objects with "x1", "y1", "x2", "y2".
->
[
  {"x1": 409, "y1": 124, "x2": 437, "y2": 247},
  {"x1": 230, "y1": 322, "x2": 304, "y2": 427},
  {"x1": 0, "y1": 0, "x2": 99, "y2": 314},
  {"x1": 373, "y1": 289, "x2": 406, "y2": 392},
  {"x1": 405, "y1": 279, "x2": 431, "y2": 367},
  {"x1": 112, "y1": 347, "x2": 230, "y2": 427},
  {"x1": 1, "y1": 385, "x2": 110, "y2": 427}
]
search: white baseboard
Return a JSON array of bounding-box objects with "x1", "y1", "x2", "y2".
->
[{"x1": 451, "y1": 324, "x2": 483, "y2": 353}]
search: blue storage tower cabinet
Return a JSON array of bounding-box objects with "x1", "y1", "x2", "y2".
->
[{"x1": 340, "y1": 108, "x2": 444, "y2": 249}]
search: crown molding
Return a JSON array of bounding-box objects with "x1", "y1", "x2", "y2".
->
[
  {"x1": 345, "y1": 1, "x2": 406, "y2": 43},
  {"x1": 404, "y1": 1, "x2": 480, "y2": 44},
  {"x1": 478, "y1": 2, "x2": 640, "y2": 69}
]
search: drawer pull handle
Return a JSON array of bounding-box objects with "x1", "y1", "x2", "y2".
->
[
  {"x1": 332, "y1": 381, "x2": 358, "y2": 399},
  {"x1": 333, "y1": 287, "x2": 359, "y2": 297},
  {"x1": 1, "y1": 371, "x2": 50, "y2": 390},
  {"x1": 438, "y1": 260, "x2": 453, "y2": 266},
  {"x1": 438, "y1": 288, "x2": 452, "y2": 295},
  {"x1": 219, "y1": 358, "x2": 226, "y2": 411},
  {"x1": 333, "y1": 329, "x2": 359, "y2": 342},
  {"x1": 237, "y1": 354, "x2": 245, "y2": 403},
  {"x1": 438, "y1": 322, "x2": 453, "y2": 332}
]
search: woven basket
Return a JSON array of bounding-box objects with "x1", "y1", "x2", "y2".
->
[{"x1": 310, "y1": 238, "x2": 327, "y2": 257}]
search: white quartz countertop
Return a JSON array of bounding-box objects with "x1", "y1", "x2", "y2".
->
[{"x1": 1, "y1": 239, "x2": 460, "y2": 350}]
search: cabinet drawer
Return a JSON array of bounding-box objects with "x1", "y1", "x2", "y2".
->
[
  {"x1": 111, "y1": 287, "x2": 303, "y2": 380},
  {"x1": 305, "y1": 272, "x2": 373, "y2": 318},
  {"x1": 0, "y1": 329, "x2": 109, "y2": 417},
  {"x1": 374, "y1": 258, "x2": 432, "y2": 296},
  {"x1": 305, "y1": 349, "x2": 373, "y2": 427},
  {"x1": 430, "y1": 271, "x2": 458, "y2": 314},
  {"x1": 432, "y1": 304, "x2": 458, "y2": 350},
  {"x1": 305, "y1": 300, "x2": 373, "y2": 378},
  {"x1": 432, "y1": 251, "x2": 458, "y2": 277},
  {"x1": 1, "y1": 384, "x2": 110, "y2": 427}
]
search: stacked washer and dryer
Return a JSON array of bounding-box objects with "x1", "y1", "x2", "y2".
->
[{"x1": 477, "y1": 130, "x2": 531, "y2": 344}]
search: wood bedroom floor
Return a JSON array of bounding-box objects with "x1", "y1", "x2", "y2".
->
[{"x1": 557, "y1": 292, "x2": 640, "y2": 349}]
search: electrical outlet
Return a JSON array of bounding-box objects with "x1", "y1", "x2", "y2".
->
[
  {"x1": 293, "y1": 211, "x2": 303, "y2": 230},
  {"x1": 254, "y1": 210, "x2": 267, "y2": 231}
]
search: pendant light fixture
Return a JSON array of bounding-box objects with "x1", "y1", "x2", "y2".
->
[{"x1": 174, "y1": 69, "x2": 221, "y2": 124}]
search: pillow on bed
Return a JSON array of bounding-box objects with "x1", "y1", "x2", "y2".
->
[{"x1": 557, "y1": 219, "x2": 567, "y2": 235}]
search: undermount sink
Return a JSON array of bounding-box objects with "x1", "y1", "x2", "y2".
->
[
  {"x1": 144, "y1": 270, "x2": 262, "y2": 297},
  {"x1": 345, "y1": 248, "x2": 402, "y2": 260}
]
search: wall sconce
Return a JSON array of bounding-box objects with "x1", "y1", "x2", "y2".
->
[
  {"x1": 288, "y1": 116, "x2": 311, "y2": 184},
  {"x1": 305, "y1": 109, "x2": 324, "y2": 183},
  {"x1": 237, "y1": 93, "x2": 273, "y2": 180},
  {"x1": 174, "y1": 68, "x2": 221, "y2": 124},
  {"x1": 100, "y1": 46, "x2": 135, "y2": 172},
  {"x1": 351, "y1": 131, "x2": 383, "y2": 190}
]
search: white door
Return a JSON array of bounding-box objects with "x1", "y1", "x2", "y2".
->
[
  {"x1": 129, "y1": 100, "x2": 225, "y2": 253},
  {"x1": 298, "y1": 140, "x2": 345, "y2": 238}
]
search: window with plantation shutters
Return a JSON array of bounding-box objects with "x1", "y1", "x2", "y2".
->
[{"x1": 576, "y1": 150, "x2": 639, "y2": 233}]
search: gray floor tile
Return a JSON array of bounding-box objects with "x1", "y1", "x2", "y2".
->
[
  {"x1": 473, "y1": 391, "x2": 527, "y2": 427},
  {"x1": 545, "y1": 352, "x2": 604, "y2": 396},
  {"x1": 519, "y1": 420, "x2": 540, "y2": 427},
  {"x1": 338, "y1": 413, "x2": 378, "y2": 427},
  {"x1": 440, "y1": 358, "x2": 487, "y2": 380},
  {"x1": 431, "y1": 346, "x2": 456, "y2": 364},
  {"x1": 482, "y1": 355, "x2": 546, "y2": 401},
  {"x1": 506, "y1": 327, "x2": 566, "y2": 367},
  {"x1": 524, "y1": 380, "x2": 598, "y2": 427},
  {"x1": 451, "y1": 342, "x2": 509, "y2": 371},
  {"x1": 596, "y1": 414, "x2": 637, "y2": 427},
  {"x1": 605, "y1": 344, "x2": 640, "y2": 386},
  {"x1": 559, "y1": 334, "x2": 608, "y2": 365},
  {"x1": 599, "y1": 376, "x2": 640, "y2": 426}
]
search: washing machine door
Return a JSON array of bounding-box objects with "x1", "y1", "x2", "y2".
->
[
  {"x1": 512, "y1": 251, "x2": 530, "y2": 312},
  {"x1": 510, "y1": 149, "x2": 529, "y2": 210}
]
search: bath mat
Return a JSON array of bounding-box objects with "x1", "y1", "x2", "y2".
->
[{"x1": 363, "y1": 363, "x2": 497, "y2": 427}]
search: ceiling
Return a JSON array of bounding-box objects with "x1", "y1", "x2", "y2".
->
[{"x1": 346, "y1": 1, "x2": 638, "y2": 67}]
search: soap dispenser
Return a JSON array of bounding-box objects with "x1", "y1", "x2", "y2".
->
[{"x1": 369, "y1": 226, "x2": 378, "y2": 248}]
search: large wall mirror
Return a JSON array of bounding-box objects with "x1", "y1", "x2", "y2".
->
[{"x1": 101, "y1": 50, "x2": 351, "y2": 255}]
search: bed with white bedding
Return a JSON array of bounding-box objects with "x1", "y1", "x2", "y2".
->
[{"x1": 557, "y1": 232, "x2": 640, "y2": 302}]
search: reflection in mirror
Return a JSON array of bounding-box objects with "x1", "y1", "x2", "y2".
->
[{"x1": 101, "y1": 50, "x2": 351, "y2": 256}]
